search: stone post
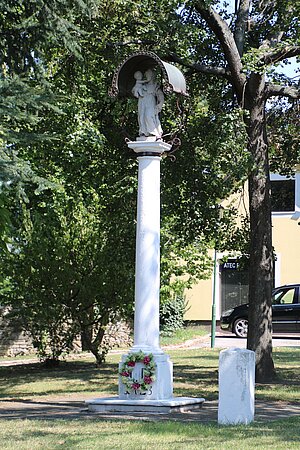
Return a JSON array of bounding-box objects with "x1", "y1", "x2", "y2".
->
[{"x1": 218, "y1": 348, "x2": 255, "y2": 425}]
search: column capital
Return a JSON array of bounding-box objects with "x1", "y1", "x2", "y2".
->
[{"x1": 127, "y1": 139, "x2": 172, "y2": 156}]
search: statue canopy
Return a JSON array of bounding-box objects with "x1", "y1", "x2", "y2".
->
[{"x1": 110, "y1": 51, "x2": 188, "y2": 98}]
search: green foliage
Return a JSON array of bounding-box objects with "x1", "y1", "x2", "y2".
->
[
  {"x1": 268, "y1": 99, "x2": 300, "y2": 175},
  {"x1": 0, "y1": 0, "x2": 94, "y2": 249},
  {"x1": 2, "y1": 0, "x2": 298, "y2": 366},
  {"x1": 0, "y1": 0, "x2": 93, "y2": 73},
  {"x1": 0, "y1": 75, "x2": 59, "y2": 145},
  {"x1": 1, "y1": 182, "x2": 136, "y2": 364},
  {"x1": 30, "y1": 324, "x2": 77, "y2": 367},
  {"x1": 160, "y1": 293, "x2": 188, "y2": 335}
]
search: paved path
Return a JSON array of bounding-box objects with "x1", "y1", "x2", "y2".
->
[
  {"x1": 0, "y1": 397, "x2": 300, "y2": 423},
  {"x1": 211, "y1": 333, "x2": 300, "y2": 349},
  {"x1": 162, "y1": 331, "x2": 300, "y2": 350}
]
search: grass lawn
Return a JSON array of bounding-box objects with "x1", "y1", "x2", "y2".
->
[
  {"x1": 0, "y1": 347, "x2": 299, "y2": 402},
  {"x1": 0, "y1": 343, "x2": 299, "y2": 449},
  {"x1": 0, "y1": 417, "x2": 300, "y2": 449},
  {"x1": 160, "y1": 325, "x2": 209, "y2": 346}
]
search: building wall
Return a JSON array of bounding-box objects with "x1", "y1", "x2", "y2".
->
[
  {"x1": 0, "y1": 307, "x2": 34, "y2": 357},
  {"x1": 271, "y1": 169, "x2": 300, "y2": 286},
  {"x1": 185, "y1": 277, "x2": 213, "y2": 321},
  {"x1": 273, "y1": 217, "x2": 300, "y2": 286},
  {"x1": 184, "y1": 168, "x2": 300, "y2": 322}
]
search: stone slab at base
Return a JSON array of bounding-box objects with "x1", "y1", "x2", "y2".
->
[{"x1": 85, "y1": 397, "x2": 205, "y2": 414}]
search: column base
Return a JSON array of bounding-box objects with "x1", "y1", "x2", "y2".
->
[{"x1": 85, "y1": 397, "x2": 205, "y2": 414}]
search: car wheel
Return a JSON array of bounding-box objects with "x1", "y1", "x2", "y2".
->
[{"x1": 233, "y1": 318, "x2": 248, "y2": 338}]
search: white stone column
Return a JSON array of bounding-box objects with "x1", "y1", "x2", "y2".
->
[
  {"x1": 86, "y1": 139, "x2": 206, "y2": 409},
  {"x1": 133, "y1": 155, "x2": 161, "y2": 352}
]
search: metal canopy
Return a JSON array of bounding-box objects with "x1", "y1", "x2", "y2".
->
[{"x1": 110, "y1": 51, "x2": 188, "y2": 98}]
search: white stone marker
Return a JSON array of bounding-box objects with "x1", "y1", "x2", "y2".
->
[{"x1": 218, "y1": 348, "x2": 255, "y2": 425}]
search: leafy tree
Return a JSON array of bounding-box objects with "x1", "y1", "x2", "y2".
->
[
  {"x1": 3, "y1": 185, "x2": 136, "y2": 365},
  {"x1": 1, "y1": 0, "x2": 282, "y2": 371},
  {"x1": 0, "y1": 0, "x2": 94, "y2": 243},
  {"x1": 164, "y1": 0, "x2": 300, "y2": 381}
]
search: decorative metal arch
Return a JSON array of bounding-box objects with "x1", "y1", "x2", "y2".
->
[{"x1": 109, "y1": 51, "x2": 188, "y2": 98}]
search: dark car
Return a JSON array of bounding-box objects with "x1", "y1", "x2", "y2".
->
[{"x1": 220, "y1": 284, "x2": 300, "y2": 337}]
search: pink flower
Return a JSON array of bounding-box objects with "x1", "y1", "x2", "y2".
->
[
  {"x1": 143, "y1": 376, "x2": 152, "y2": 384},
  {"x1": 127, "y1": 361, "x2": 135, "y2": 367},
  {"x1": 132, "y1": 382, "x2": 141, "y2": 390},
  {"x1": 121, "y1": 371, "x2": 130, "y2": 377},
  {"x1": 143, "y1": 356, "x2": 151, "y2": 365}
]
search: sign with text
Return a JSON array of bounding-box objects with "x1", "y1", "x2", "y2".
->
[{"x1": 221, "y1": 260, "x2": 240, "y2": 270}]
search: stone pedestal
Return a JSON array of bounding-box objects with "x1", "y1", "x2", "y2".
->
[
  {"x1": 119, "y1": 353, "x2": 173, "y2": 400},
  {"x1": 218, "y1": 348, "x2": 255, "y2": 425}
]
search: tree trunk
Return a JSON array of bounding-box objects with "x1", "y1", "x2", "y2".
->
[
  {"x1": 246, "y1": 73, "x2": 275, "y2": 382},
  {"x1": 80, "y1": 321, "x2": 107, "y2": 366}
]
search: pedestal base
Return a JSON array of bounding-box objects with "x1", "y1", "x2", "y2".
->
[
  {"x1": 85, "y1": 397, "x2": 205, "y2": 414},
  {"x1": 119, "y1": 352, "x2": 173, "y2": 400}
]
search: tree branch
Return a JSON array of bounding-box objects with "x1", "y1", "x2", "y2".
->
[
  {"x1": 262, "y1": 45, "x2": 300, "y2": 66},
  {"x1": 165, "y1": 52, "x2": 231, "y2": 79},
  {"x1": 234, "y1": 0, "x2": 250, "y2": 56},
  {"x1": 266, "y1": 84, "x2": 300, "y2": 99},
  {"x1": 194, "y1": 1, "x2": 246, "y2": 102}
]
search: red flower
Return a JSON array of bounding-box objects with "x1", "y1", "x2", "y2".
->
[
  {"x1": 132, "y1": 382, "x2": 141, "y2": 390},
  {"x1": 143, "y1": 356, "x2": 151, "y2": 365},
  {"x1": 143, "y1": 376, "x2": 152, "y2": 384},
  {"x1": 121, "y1": 371, "x2": 130, "y2": 377},
  {"x1": 127, "y1": 361, "x2": 135, "y2": 367}
]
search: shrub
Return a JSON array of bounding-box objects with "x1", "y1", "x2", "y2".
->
[{"x1": 160, "y1": 294, "x2": 188, "y2": 335}]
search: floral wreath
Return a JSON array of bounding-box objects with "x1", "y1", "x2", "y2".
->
[{"x1": 119, "y1": 351, "x2": 155, "y2": 393}]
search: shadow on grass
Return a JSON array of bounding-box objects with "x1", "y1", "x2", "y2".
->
[
  {"x1": 0, "y1": 348, "x2": 299, "y2": 403},
  {"x1": 134, "y1": 417, "x2": 300, "y2": 446},
  {"x1": 0, "y1": 360, "x2": 119, "y2": 398}
]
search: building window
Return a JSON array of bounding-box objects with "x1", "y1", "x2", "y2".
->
[{"x1": 271, "y1": 179, "x2": 295, "y2": 212}]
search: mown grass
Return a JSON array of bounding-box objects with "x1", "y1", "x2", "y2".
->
[
  {"x1": 0, "y1": 417, "x2": 299, "y2": 449},
  {"x1": 0, "y1": 347, "x2": 299, "y2": 403},
  {"x1": 0, "y1": 346, "x2": 299, "y2": 449},
  {"x1": 160, "y1": 325, "x2": 209, "y2": 346}
]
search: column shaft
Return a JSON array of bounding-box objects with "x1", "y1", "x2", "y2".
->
[{"x1": 133, "y1": 155, "x2": 161, "y2": 352}]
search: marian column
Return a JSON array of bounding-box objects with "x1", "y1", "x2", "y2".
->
[
  {"x1": 86, "y1": 52, "x2": 205, "y2": 412},
  {"x1": 118, "y1": 65, "x2": 174, "y2": 400}
]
